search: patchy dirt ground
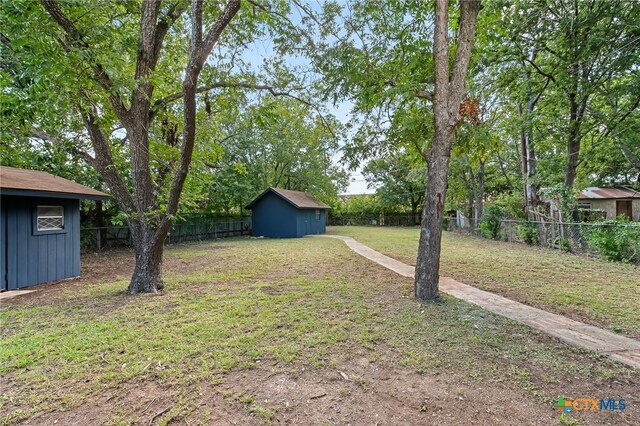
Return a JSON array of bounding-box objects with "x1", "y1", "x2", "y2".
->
[
  {"x1": 11, "y1": 356, "x2": 638, "y2": 426},
  {"x1": 2, "y1": 238, "x2": 638, "y2": 425}
]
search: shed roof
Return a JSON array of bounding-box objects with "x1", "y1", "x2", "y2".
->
[
  {"x1": 0, "y1": 166, "x2": 109, "y2": 200},
  {"x1": 247, "y1": 187, "x2": 330, "y2": 210},
  {"x1": 578, "y1": 187, "x2": 640, "y2": 200}
]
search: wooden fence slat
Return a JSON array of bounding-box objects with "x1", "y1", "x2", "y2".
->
[{"x1": 81, "y1": 218, "x2": 251, "y2": 250}]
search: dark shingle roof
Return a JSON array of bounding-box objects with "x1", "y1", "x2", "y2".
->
[
  {"x1": 0, "y1": 166, "x2": 109, "y2": 199},
  {"x1": 578, "y1": 187, "x2": 640, "y2": 200},
  {"x1": 247, "y1": 187, "x2": 330, "y2": 210}
]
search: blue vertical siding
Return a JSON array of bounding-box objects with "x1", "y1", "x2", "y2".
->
[
  {"x1": 295, "y1": 209, "x2": 327, "y2": 236},
  {"x1": 250, "y1": 192, "x2": 328, "y2": 238},
  {"x1": 251, "y1": 192, "x2": 300, "y2": 237},
  {"x1": 0, "y1": 204, "x2": 5, "y2": 290},
  {"x1": 1, "y1": 196, "x2": 80, "y2": 289}
]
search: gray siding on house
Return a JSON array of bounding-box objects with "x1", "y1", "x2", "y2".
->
[
  {"x1": 1, "y1": 196, "x2": 80, "y2": 290},
  {"x1": 584, "y1": 199, "x2": 617, "y2": 219},
  {"x1": 585, "y1": 199, "x2": 640, "y2": 221}
]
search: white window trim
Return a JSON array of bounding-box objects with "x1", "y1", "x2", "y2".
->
[{"x1": 36, "y1": 205, "x2": 65, "y2": 231}]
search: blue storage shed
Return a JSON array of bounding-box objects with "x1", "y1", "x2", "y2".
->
[
  {"x1": 0, "y1": 166, "x2": 109, "y2": 291},
  {"x1": 247, "y1": 187, "x2": 330, "y2": 238}
]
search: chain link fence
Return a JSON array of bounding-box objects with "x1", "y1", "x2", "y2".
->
[
  {"x1": 329, "y1": 213, "x2": 639, "y2": 261},
  {"x1": 444, "y1": 217, "x2": 640, "y2": 260}
]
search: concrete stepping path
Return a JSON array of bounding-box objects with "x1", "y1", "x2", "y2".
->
[
  {"x1": 0, "y1": 289, "x2": 36, "y2": 301},
  {"x1": 317, "y1": 234, "x2": 640, "y2": 369}
]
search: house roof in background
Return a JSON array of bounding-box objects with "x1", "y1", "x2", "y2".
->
[
  {"x1": 0, "y1": 166, "x2": 109, "y2": 199},
  {"x1": 247, "y1": 187, "x2": 330, "y2": 210},
  {"x1": 578, "y1": 187, "x2": 640, "y2": 200}
]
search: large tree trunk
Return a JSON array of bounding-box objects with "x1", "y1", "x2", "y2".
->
[
  {"x1": 414, "y1": 0, "x2": 481, "y2": 301},
  {"x1": 127, "y1": 221, "x2": 170, "y2": 293},
  {"x1": 42, "y1": 0, "x2": 241, "y2": 294},
  {"x1": 130, "y1": 247, "x2": 164, "y2": 293},
  {"x1": 415, "y1": 127, "x2": 454, "y2": 300}
]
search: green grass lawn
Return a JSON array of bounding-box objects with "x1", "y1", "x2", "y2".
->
[
  {"x1": 1, "y1": 236, "x2": 638, "y2": 425},
  {"x1": 327, "y1": 226, "x2": 640, "y2": 338}
]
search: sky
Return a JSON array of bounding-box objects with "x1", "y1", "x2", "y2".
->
[
  {"x1": 237, "y1": 1, "x2": 375, "y2": 195},
  {"x1": 345, "y1": 173, "x2": 374, "y2": 194}
]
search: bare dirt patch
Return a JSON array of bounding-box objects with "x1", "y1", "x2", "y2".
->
[
  {"x1": 213, "y1": 360, "x2": 559, "y2": 426},
  {"x1": 16, "y1": 355, "x2": 638, "y2": 426}
]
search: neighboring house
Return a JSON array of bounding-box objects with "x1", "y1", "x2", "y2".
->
[
  {"x1": 247, "y1": 187, "x2": 330, "y2": 238},
  {"x1": 577, "y1": 187, "x2": 640, "y2": 221},
  {"x1": 0, "y1": 166, "x2": 109, "y2": 290}
]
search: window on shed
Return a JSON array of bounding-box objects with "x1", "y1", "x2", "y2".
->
[
  {"x1": 37, "y1": 206, "x2": 64, "y2": 231},
  {"x1": 315, "y1": 209, "x2": 320, "y2": 220},
  {"x1": 577, "y1": 203, "x2": 591, "y2": 209}
]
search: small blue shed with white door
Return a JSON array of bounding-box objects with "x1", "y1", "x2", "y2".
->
[
  {"x1": 0, "y1": 166, "x2": 109, "y2": 290},
  {"x1": 247, "y1": 187, "x2": 330, "y2": 238}
]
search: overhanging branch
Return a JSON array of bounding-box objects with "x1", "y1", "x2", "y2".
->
[
  {"x1": 385, "y1": 79, "x2": 434, "y2": 101},
  {"x1": 29, "y1": 128, "x2": 95, "y2": 164},
  {"x1": 40, "y1": 0, "x2": 130, "y2": 120},
  {"x1": 152, "y1": 81, "x2": 305, "y2": 112}
]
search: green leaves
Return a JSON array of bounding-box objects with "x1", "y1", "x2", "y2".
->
[
  {"x1": 584, "y1": 219, "x2": 640, "y2": 262},
  {"x1": 181, "y1": 96, "x2": 347, "y2": 215},
  {"x1": 362, "y1": 150, "x2": 426, "y2": 214}
]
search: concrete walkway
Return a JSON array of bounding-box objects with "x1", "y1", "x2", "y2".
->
[
  {"x1": 318, "y1": 234, "x2": 640, "y2": 369},
  {"x1": 0, "y1": 289, "x2": 36, "y2": 301}
]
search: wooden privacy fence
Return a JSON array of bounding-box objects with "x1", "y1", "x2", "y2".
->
[
  {"x1": 81, "y1": 217, "x2": 252, "y2": 250},
  {"x1": 329, "y1": 214, "x2": 421, "y2": 226}
]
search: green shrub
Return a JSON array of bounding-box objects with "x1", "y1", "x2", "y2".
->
[
  {"x1": 479, "y1": 205, "x2": 504, "y2": 239},
  {"x1": 493, "y1": 192, "x2": 526, "y2": 219},
  {"x1": 584, "y1": 218, "x2": 640, "y2": 262},
  {"x1": 516, "y1": 222, "x2": 538, "y2": 245},
  {"x1": 556, "y1": 237, "x2": 571, "y2": 253}
]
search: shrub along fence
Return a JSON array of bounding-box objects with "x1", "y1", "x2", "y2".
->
[
  {"x1": 445, "y1": 217, "x2": 640, "y2": 263},
  {"x1": 81, "y1": 216, "x2": 252, "y2": 250},
  {"x1": 328, "y1": 213, "x2": 639, "y2": 262}
]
